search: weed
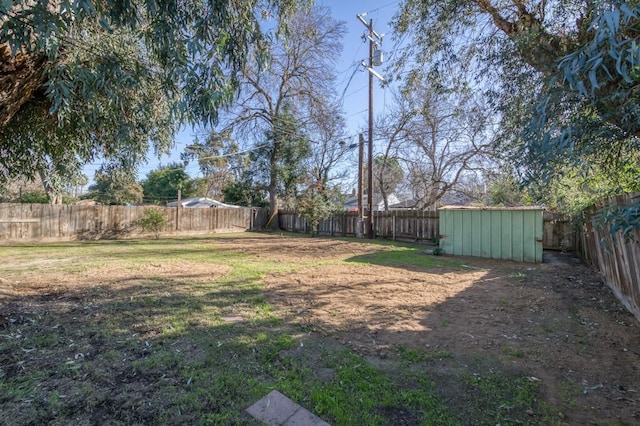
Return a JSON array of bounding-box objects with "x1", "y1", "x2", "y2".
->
[
  {"x1": 461, "y1": 373, "x2": 542, "y2": 424},
  {"x1": 398, "y1": 346, "x2": 454, "y2": 364},
  {"x1": 502, "y1": 345, "x2": 525, "y2": 359},
  {"x1": 537, "y1": 323, "x2": 555, "y2": 334},
  {"x1": 504, "y1": 269, "x2": 527, "y2": 282},
  {"x1": 314, "y1": 350, "x2": 451, "y2": 425}
]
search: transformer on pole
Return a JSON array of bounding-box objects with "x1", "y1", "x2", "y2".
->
[{"x1": 357, "y1": 13, "x2": 384, "y2": 239}]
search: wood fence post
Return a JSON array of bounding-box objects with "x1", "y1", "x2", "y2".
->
[
  {"x1": 176, "y1": 189, "x2": 181, "y2": 231},
  {"x1": 392, "y1": 214, "x2": 396, "y2": 241}
]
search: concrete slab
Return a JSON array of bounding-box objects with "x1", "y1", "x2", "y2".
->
[
  {"x1": 284, "y1": 406, "x2": 331, "y2": 426},
  {"x1": 246, "y1": 390, "x2": 330, "y2": 426}
]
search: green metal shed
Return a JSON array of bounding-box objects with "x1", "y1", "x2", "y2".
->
[{"x1": 438, "y1": 206, "x2": 544, "y2": 263}]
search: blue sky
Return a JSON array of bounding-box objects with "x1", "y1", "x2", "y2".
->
[{"x1": 83, "y1": 1, "x2": 402, "y2": 186}]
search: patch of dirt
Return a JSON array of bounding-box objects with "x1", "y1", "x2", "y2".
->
[
  {"x1": 212, "y1": 236, "x2": 385, "y2": 262},
  {"x1": 259, "y1": 240, "x2": 640, "y2": 424},
  {"x1": 1, "y1": 261, "x2": 231, "y2": 297}
]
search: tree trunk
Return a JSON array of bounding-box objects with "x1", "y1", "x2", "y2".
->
[
  {"x1": 267, "y1": 182, "x2": 280, "y2": 230},
  {"x1": 266, "y1": 143, "x2": 280, "y2": 230},
  {"x1": 38, "y1": 170, "x2": 62, "y2": 205},
  {"x1": 0, "y1": 44, "x2": 48, "y2": 128}
]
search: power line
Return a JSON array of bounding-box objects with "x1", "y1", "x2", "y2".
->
[{"x1": 366, "y1": 0, "x2": 401, "y2": 15}]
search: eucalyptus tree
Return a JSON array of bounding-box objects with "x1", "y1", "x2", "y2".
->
[
  {"x1": 1, "y1": 26, "x2": 174, "y2": 202},
  {"x1": 393, "y1": 1, "x2": 640, "y2": 207},
  {"x1": 205, "y1": 5, "x2": 346, "y2": 228},
  {"x1": 0, "y1": 0, "x2": 304, "y2": 201}
]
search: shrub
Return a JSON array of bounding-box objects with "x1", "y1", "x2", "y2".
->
[{"x1": 136, "y1": 209, "x2": 167, "y2": 239}]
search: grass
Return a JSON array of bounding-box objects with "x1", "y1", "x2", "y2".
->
[
  {"x1": 343, "y1": 239, "x2": 463, "y2": 270},
  {"x1": 398, "y1": 346, "x2": 454, "y2": 364},
  {"x1": 0, "y1": 233, "x2": 544, "y2": 425},
  {"x1": 461, "y1": 373, "x2": 542, "y2": 424}
]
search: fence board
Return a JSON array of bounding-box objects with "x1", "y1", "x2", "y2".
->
[
  {"x1": 577, "y1": 193, "x2": 640, "y2": 322},
  {"x1": 543, "y1": 211, "x2": 574, "y2": 251},
  {"x1": 0, "y1": 204, "x2": 267, "y2": 242}
]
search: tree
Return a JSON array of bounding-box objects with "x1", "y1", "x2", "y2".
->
[
  {"x1": 371, "y1": 155, "x2": 404, "y2": 211},
  {"x1": 222, "y1": 179, "x2": 269, "y2": 208},
  {"x1": 141, "y1": 164, "x2": 197, "y2": 204},
  {"x1": 0, "y1": 173, "x2": 84, "y2": 204},
  {"x1": 393, "y1": 1, "x2": 640, "y2": 206},
  {"x1": 0, "y1": 1, "x2": 303, "y2": 190},
  {"x1": 376, "y1": 81, "x2": 494, "y2": 210},
  {"x1": 484, "y1": 171, "x2": 532, "y2": 207},
  {"x1": 527, "y1": 151, "x2": 640, "y2": 215},
  {"x1": 182, "y1": 131, "x2": 244, "y2": 200},
  {"x1": 304, "y1": 102, "x2": 350, "y2": 189},
  {"x1": 207, "y1": 5, "x2": 345, "y2": 229},
  {"x1": 297, "y1": 183, "x2": 342, "y2": 237},
  {"x1": 85, "y1": 168, "x2": 143, "y2": 205},
  {"x1": 0, "y1": 25, "x2": 176, "y2": 201}
]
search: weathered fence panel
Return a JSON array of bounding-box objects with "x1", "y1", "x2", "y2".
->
[
  {"x1": 576, "y1": 193, "x2": 640, "y2": 322},
  {"x1": 374, "y1": 210, "x2": 439, "y2": 241},
  {"x1": 543, "y1": 211, "x2": 575, "y2": 251},
  {"x1": 0, "y1": 204, "x2": 268, "y2": 242},
  {"x1": 279, "y1": 210, "x2": 440, "y2": 241}
]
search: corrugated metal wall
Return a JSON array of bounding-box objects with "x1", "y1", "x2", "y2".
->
[{"x1": 439, "y1": 207, "x2": 544, "y2": 263}]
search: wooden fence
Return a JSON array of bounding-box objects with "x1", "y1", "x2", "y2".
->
[
  {"x1": 576, "y1": 193, "x2": 640, "y2": 322},
  {"x1": 543, "y1": 211, "x2": 575, "y2": 251},
  {"x1": 0, "y1": 203, "x2": 268, "y2": 241},
  {"x1": 279, "y1": 210, "x2": 440, "y2": 240},
  {"x1": 280, "y1": 209, "x2": 571, "y2": 246}
]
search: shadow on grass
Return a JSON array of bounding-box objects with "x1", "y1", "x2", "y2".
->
[
  {"x1": 0, "y1": 268, "x2": 447, "y2": 425},
  {"x1": 264, "y1": 251, "x2": 640, "y2": 425},
  {"x1": 1, "y1": 276, "x2": 309, "y2": 425},
  {"x1": 345, "y1": 248, "x2": 461, "y2": 271}
]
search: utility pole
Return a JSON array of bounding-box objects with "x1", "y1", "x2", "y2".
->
[
  {"x1": 358, "y1": 132, "x2": 364, "y2": 237},
  {"x1": 357, "y1": 14, "x2": 384, "y2": 239},
  {"x1": 367, "y1": 18, "x2": 374, "y2": 239}
]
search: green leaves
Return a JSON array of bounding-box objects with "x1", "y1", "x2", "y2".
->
[
  {"x1": 560, "y1": 3, "x2": 640, "y2": 98},
  {"x1": 86, "y1": 168, "x2": 144, "y2": 205},
  {"x1": 141, "y1": 164, "x2": 198, "y2": 204},
  {"x1": 136, "y1": 208, "x2": 168, "y2": 239},
  {"x1": 595, "y1": 195, "x2": 640, "y2": 241},
  {"x1": 0, "y1": 0, "x2": 304, "y2": 189}
]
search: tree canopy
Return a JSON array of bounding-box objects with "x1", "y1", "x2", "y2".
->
[
  {"x1": 393, "y1": 1, "x2": 640, "y2": 194},
  {"x1": 85, "y1": 168, "x2": 143, "y2": 205},
  {"x1": 0, "y1": 25, "x2": 175, "y2": 201},
  {"x1": 204, "y1": 5, "x2": 345, "y2": 227},
  {"x1": 0, "y1": 0, "x2": 305, "y2": 196},
  {"x1": 141, "y1": 164, "x2": 198, "y2": 204}
]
